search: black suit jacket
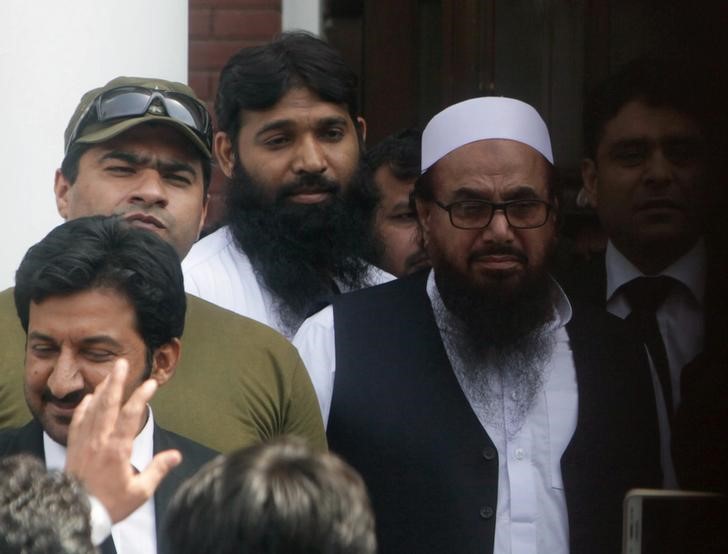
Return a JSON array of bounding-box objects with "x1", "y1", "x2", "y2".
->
[
  {"x1": 328, "y1": 271, "x2": 662, "y2": 554},
  {"x1": 0, "y1": 418, "x2": 216, "y2": 554}
]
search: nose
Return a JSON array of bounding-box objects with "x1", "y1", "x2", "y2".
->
[
  {"x1": 292, "y1": 135, "x2": 327, "y2": 175},
  {"x1": 643, "y1": 149, "x2": 673, "y2": 188},
  {"x1": 129, "y1": 169, "x2": 169, "y2": 207},
  {"x1": 46, "y1": 350, "x2": 84, "y2": 399},
  {"x1": 482, "y1": 209, "x2": 515, "y2": 243}
]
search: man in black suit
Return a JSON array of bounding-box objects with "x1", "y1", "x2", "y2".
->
[
  {"x1": 570, "y1": 59, "x2": 718, "y2": 487},
  {"x1": 295, "y1": 97, "x2": 661, "y2": 554},
  {"x1": 0, "y1": 216, "x2": 216, "y2": 554}
]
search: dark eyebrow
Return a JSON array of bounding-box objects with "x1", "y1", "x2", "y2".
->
[
  {"x1": 100, "y1": 150, "x2": 197, "y2": 177},
  {"x1": 27, "y1": 331, "x2": 122, "y2": 349},
  {"x1": 28, "y1": 331, "x2": 56, "y2": 343},
  {"x1": 254, "y1": 119, "x2": 294, "y2": 140},
  {"x1": 254, "y1": 115, "x2": 351, "y2": 140},
  {"x1": 608, "y1": 138, "x2": 649, "y2": 152},
  {"x1": 449, "y1": 185, "x2": 541, "y2": 202},
  {"x1": 501, "y1": 185, "x2": 541, "y2": 201},
  {"x1": 450, "y1": 186, "x2": 490, "y2": 200},
  {"x1": 100, "y1": 150, "x2": 150, "y2": 166},
  {"x1": 156, "y1": 159, "x2": 197, "y2": 177},
  {"x1": 78, "y1": 336, "x2": 123, "y2": 349},
  {"x1": 316, "y1": 116, "x2": 349, "y2": 129}
]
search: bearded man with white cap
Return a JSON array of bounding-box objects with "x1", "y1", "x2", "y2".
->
[{"x1": 294, "y1": 97, "x2": 662, "y2": 554}]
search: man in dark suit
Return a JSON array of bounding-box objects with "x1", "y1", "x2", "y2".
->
[
  {"x1": 0, "y1": 216, "x2": 216, "y2": 554},
  {"x1": 295, "y1": 97, "x2": 662, "y2": 554},
  {"x1": 566, "y1": 59, "x2": 719, "y2": 487}
]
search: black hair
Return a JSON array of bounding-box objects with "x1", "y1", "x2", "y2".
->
[
  {"x1": 215, "y1": 31, "x2": 360, "y2": 144},
  {"x1": 166, "y1": 437, "x2": 376, "y2": 554},
  {"x1": 14, "y1": 215, "x2": 186, "y2": 353},
  {"x1": 583, "y1": 58, "x2": 711, "y2": 160},
  {"x1": 365, "y1": 127, "x2": 422, "y2": 181}
]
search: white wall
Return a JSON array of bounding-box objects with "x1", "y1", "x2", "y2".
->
[
  {"x1": 282, "y1": 0, "x2": 322, "y2": 35},
  {"x1": 0, "y1": 0, "x2": 188, "y2": 289}
]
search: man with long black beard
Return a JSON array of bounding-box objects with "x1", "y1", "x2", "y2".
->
[
  {"x1": 294, "y1": 97, "x2": 662, "y2": 554},
  {"x1": 183, "y1": 32, "x2": 385, "y2": 338}
]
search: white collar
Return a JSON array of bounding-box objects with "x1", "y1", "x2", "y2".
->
[
  {"x1": 44, "y1": 406, "x2": 156, "y2": 472},
  {"x1": 605, "y1": 239, "x2": 706, "y2": 305}
]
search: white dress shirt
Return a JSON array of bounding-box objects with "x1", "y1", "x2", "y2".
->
[
  {"x1": 605, "y1": 238, "x2": 706, "y2": 487},
  {"x1": 45, "y1": 408, "x2": 158, "y2": 554},
  {"x1": 294, "y1": 270, "x2": 578, "y2": 553},
  {"x1": 183, "y1": 225, "x2": 394, "y2": 338}
]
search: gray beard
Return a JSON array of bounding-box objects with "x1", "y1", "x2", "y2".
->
[{"x1": 432, "y1": 285, "x2": 556, "y2": 437}]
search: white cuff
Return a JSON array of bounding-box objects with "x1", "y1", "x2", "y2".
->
[{"x1": 88, "y1": 494, "x2": 113, "y2": 546}]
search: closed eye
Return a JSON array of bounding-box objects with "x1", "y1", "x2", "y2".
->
[
  {"x1": 164, "y1": 172, "x2": 192, "y2": 186},
  {"x1": 30, "y1": 344, "x2": 58, "y2": 358},
  {"x1": 83, "y1": 349, "x2": 115, "y2": 363},
  {"x1": 106, "y1": 165, "x2": 135, "y2": 175}
]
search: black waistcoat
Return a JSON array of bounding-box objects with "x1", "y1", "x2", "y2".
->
[{"x1": 328, "y1": 271, "x2": 661, "y2": 554}]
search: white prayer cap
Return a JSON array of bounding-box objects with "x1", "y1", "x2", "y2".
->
[{"x1": 421, "y1": 96, "x2": 553, "y2": 173}]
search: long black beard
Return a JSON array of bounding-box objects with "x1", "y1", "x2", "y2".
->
[
  {"x1": 434, "y1": 250, "x2": 556, "y2": 354},
  {"x1": 432, "y1": 251, "x2": 558, "y2": 434},
  {"x1": 226, "y1": 161, "x2": 377, "y2": 334}
]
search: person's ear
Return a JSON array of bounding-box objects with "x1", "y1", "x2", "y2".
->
[
  {"x1": 581, "y1": 158, "x2": 599, "y2": 208},
  {"x1": 550, "y1": 195, "x2": 560, "y2": 226},
  {"x1": 54, "y1": 169, "x2": 72, "y2": 220},
  {"x1": 149, "y1": 339, "x2": 181, "y2": 387},
  {"x1": 356, "y1": 116, "x2": 367, "y2": 143},
  {"x1": 197, "y1": 192, "x2": 209, "y2": 238},
  {"x1": 214, "y1": 132, "x2": 235, "y2": 178},
  {"x1": 415, "y1": 196, "x2": 432, "y2": 249}
]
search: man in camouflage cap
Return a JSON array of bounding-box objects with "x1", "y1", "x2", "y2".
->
[{"x1": 0, "y1": 76, "x2": 326, "y2": 454}]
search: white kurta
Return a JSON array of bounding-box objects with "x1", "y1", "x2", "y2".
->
[{"x1": 183, "y1": 225, "x2": 394, "y2": 338}]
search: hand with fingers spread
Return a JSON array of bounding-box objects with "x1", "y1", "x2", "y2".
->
[{"x1": 65, "y1": 359, "x2": 182, "y2": 523}]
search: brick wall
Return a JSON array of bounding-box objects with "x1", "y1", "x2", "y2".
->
[{"x1": 189, "y1": 0, "x2": 282, "y2": 231}]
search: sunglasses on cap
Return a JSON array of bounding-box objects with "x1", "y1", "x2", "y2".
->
[{"x1": 67, "y1": 85, "x2": 213, "y2": 154}]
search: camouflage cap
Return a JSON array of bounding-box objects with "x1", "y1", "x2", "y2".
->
[{"x1": 64, "y1": 76, "x2": 212, "y2": 158}]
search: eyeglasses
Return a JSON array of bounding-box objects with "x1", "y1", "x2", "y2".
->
[
  {"x1": 67, "y1": 86, "x2": 212, "y2": 153},
  {"x1": 433, "y1": 198, "x2": 552, "y2": 229}
]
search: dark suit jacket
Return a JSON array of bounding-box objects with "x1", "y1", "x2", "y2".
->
[
  {"x1": 557, "y1": 244, "x2": 728, "y2": 493},
  {"x1": 0, "y1": 418, "x2": 216, "y2": 554},
  {"x1": 328, "y1": 271, "x2": 661, "y2": 554}
]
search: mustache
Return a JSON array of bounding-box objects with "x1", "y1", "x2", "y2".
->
[
  {"x1": 275, "y1": 173, "x2": 340, "y2": 201},
  {"x1": 115, "y1": 207, "x2": 171, "y2": 226},
  {"x1": 41, "y1": 389, "x2": 87, "y2": 405},
  {"x1": 469, "y1": 245, "x2": 528, "y2": 264}
]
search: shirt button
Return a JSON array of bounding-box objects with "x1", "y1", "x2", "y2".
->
[
  {"x1": 515, "y1": 448, "x2": 525, "y2": 460},
  {"x1": 482, "y1": 447, "x2": 496, "y2": 461},
  {"x1": 480, "y1": 505, "x2": 494, "y2": 519},
  {"x1": 510, "y1": 390, "x2": 518, "y2": 401}
]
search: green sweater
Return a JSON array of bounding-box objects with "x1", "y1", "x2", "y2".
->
[{"x1": 0, "y1": 288, "x2": 326, "y2": 453}]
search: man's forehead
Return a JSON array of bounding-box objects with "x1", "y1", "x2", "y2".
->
[
  {"x1": 374, "y1": 165, "x2": 417, "y2": 189},
  {"x1": 602, "y1": 100, "x2": 703, "y2": 141},
  {"x1": 240, "y1": 88, "x2": 354, "y2": 129}
]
